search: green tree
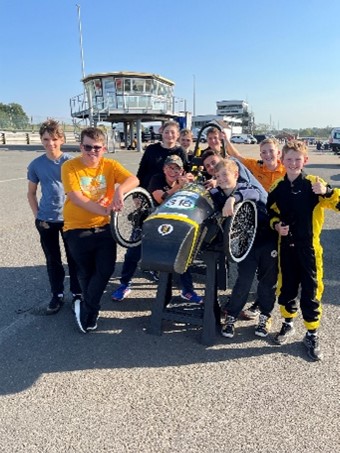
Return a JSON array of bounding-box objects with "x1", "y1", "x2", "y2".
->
[{"x1": 0, "y1": 102, "x2": 29, "y2": 130}]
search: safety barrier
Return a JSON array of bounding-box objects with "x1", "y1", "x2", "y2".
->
[{"x1": 0, "y1": 131, "x2": 79, "y2": 145}]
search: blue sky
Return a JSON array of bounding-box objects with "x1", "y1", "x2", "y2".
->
[{"x1": 1, "y1": 0, "x2": 339, "y2": 129}]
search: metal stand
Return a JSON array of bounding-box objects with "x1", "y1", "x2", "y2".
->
[{"x1": 147, "y1": 250, "x2": 227, "y2": 346}]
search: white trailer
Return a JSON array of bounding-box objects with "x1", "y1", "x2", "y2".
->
[{"x1": 329, "y1": 127, "x2": 340, "y2": 154}]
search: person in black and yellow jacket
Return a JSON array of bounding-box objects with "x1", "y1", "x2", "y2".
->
[{"x1": 267, "y1": 140, "x2": 340, "y2": 361}]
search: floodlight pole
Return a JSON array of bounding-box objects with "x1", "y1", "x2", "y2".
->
[
  {"x1": 76, "y1": 4, "x2": 86, "y2": 79},
  {"x1": 193, "y1": 74, "x2": 196, "y2": 117},
  {"x1": 76, "y1": 4, "x2": 93, "y2": 125}
]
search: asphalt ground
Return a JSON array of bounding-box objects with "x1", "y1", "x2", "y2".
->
[{"x1": 0, "y1": 144, "x2": 339, "y2": 453}]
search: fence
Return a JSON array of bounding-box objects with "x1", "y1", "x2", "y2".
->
[{"x1": 0, "y1": 131, "x2": 79, "y2": 145}]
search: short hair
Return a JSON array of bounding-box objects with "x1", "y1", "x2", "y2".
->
[
  {"x1": 201, "y1": 149, "x2": 221, "y2": 165},
  {"x1": 39, "y1": 119, "x2": 64, "y2": 140},
  {"x1": 282, "y1": 140, "x2": 308, "y2": 158},
  {"x1": 260, "y1": 137, "x2": 279, "y2": 148},
  {"x1": 206, "y1": 127, "x2": 220, "y2": 137},
  {"x1": 214, "y1": 159, "x2": 239, "y2": 174},
  {"x1": 160, "y1": 120, "x2": 180, "y2": 133},
  {"x1": 80, "y1": 127, "x2": 106, "y2": 144},
  {"x1": 179, "y1": 128, "x2": 193, "y2": 137}
]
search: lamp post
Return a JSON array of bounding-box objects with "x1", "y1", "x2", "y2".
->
[
  {"x1": 193, "y1": 74, "x2": 196, "y2": 117},
  {"x1": 76, "y1": 4, "x2": 86, "y2": 79},
  {"x1": 76, "y1": 4, "x2": 93, "y2": 125}
]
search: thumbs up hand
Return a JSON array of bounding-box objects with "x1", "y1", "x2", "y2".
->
[{"x1": 312, "y1": 176, "x2": 327, "y2": 195}]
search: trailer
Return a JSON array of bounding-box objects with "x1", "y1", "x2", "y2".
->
[{"x1": 329, "y1": 127, "x2": 340, "y2": 154}]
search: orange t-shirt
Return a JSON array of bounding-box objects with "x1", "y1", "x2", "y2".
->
[
  {"x1": 242, "y1": 158, "x2": 286, "y2": 192},
  {"x1": 61, "y1": 156, "x2": 133, "y2": 231}
]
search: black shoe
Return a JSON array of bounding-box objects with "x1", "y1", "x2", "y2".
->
[
  {"x1": 273, "y1": 322, "x2": 295, "y2": 345},
  {"x1": 303, "y1": 333, "x2": 322, "y2": 361},
  {"x1": 221, "y1": 315, "x2": 236, "y2": 338},
  {"x1": 46, "y1": 295, "x2": 64, "y2": 315},
  {"x1": 71, "y1": 294, "x2": 83, "y2": 313},
  {"x1": 87, "y1": 313, "x2": 99, "y2": 331},
  {"x1": 255, "y1": 314, "x2": 272, "y2": 337},
  {"x1": 74, "y1": 299, "x2": 87, "y2": 334}
]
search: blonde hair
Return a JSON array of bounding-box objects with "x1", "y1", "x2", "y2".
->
[
  {"x1": 214, "y1": 158, "x2": 239, "y2": 174},
  {"x1": 260, "y1": 137, "x2": 279, "y2": 148},
  {"x1": 282, "y1": 140, "x2": 308, "y2": 158},
  {"x1": 179, "y1": 128, "x2": 193, "y2": 138}
]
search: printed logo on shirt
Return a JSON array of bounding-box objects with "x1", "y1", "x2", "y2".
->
[{"x1": 80, "y1": 175, "x2": 107, "y2": 202}]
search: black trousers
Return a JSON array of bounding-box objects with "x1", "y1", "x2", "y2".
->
[
  {"x1": 35, "y1": 219, "x2": 81, "y2": 296},
  {"x1": 227, "y1": 238, "x2": 278, "y2": 318},
  {"x1": 277, "y1": 242, "x2": 322, "y2": 329},
  {"x1": 64, "y1": 224, "x2": 117, "y2": 316}
]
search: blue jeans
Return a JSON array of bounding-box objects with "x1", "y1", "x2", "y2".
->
[
  {"x1": 35, "y1": 219, "x2": 81, "y2": 296},
  {"x1": 64, "y1": 224, "x2": 117, "y2": 316}
]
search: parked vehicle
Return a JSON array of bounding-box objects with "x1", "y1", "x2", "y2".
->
[
  {"x1": 192, "y1": 128, "x2": 207, "y2": 142},
  {"x1": 230, "y1": 135, "x2": 251, "y2": 144},
  {"x1": 247, "y1": 134, "x2": 257, "y2": 144},
  {"x1": 329, "y1": 128, "x2": 340, "y2": 154},
  {"x1": 322, "y1": 141, "x2": 330, "y2": 151},
  {"x1": 142, "y1": 130, "x2": 151, "y2": 142},
  {"x1": 253, "y1": 134, "x2": 268, "y2": 144}
]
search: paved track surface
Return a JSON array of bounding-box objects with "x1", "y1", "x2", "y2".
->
[{"x1": 0, "y1": 144, "x2": 339, "y2": 452}]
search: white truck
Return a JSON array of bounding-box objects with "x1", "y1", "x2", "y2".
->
[{"x1": 329, "y1": 127, "x2": 340, "y2": 154}]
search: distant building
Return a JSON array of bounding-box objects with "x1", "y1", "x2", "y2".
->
[
  {"x1": 69, "y1": 71, "x2": 189, "y2": 151},
  {"x1": 191, "y1": 114, "x2": 242, "y2": 135},
  {"x1": 192, "y1": 99, "x2": 254, "y2": 135},
  {"x1": 216, "y1": 100, "x2": 254, "y2": 133}
]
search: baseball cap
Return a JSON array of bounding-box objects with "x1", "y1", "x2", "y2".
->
[{"x1": 164, "y1": 155, "x2": 183, "y2": 168}]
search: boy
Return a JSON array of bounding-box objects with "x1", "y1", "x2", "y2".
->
[
  {"x1": 267, "y1": 140, "x2": 340, "y2": 361},
  {"x1": 178, "y1": 128, "x2": 194, "y2": 157},
  {"x1": 61, "y1": 127, "x2": 139, "y2": 333},
  {"x1": 210, "y1": 160, "x2": 277, "y2": 339},
  {"x1": 225, "y1": 137, "x2": 286, "y2": 319},
  {"x1": 200, "y1": 149, "x2": 267, "y2": 205},
  {"x1": 148, "y1": 155, "x2": 202, "y2": 303},
  {"x1": 112, "y1": 121, "x2": 189, "y2": 301},
  {"x1": 27, "y1": 119, "x2": 82, "y2": 314},
  {"x1": 225, "y1": 137, "x2": 285, "y2": 192}
]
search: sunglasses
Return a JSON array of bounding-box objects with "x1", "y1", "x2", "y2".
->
[{"x1": 82, "y1": 144, "x2": 103, "y2": 153}]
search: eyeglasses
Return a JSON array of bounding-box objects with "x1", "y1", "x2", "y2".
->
[{"x1": 82, "y1": 144, "x2": 103, "y2": 153}]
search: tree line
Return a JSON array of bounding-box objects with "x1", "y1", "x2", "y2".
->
[
  {"x1": 0, "y1": 102, "x2": 335, "y2": 138},
  {"x1": 254, "y1": 123, "x2": 333, "y2": 139},
  {"x1": 0, "y1": 103, "x2": 30, "y2": 129}
]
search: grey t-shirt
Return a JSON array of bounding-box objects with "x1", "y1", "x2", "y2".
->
[{"x1": 27, "y1": 153, "x2": 73, "y2": 222}]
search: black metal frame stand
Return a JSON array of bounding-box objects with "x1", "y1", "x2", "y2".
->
[{"x1": 147, "y1": 250, "x2": 227, "y2": 346}]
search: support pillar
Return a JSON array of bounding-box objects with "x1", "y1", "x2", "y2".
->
[{"x1": 136, "y1": 119, "x2": 143, "y2": 152}]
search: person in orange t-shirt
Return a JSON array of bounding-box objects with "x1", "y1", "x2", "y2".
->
[
  {"x1": 223, "y1": 136, "x2": 285, "y2": 319},
  {"x1": 61, "y1": 127, "x2": 139, "y2": 334},
  {"x1": 224, "y1": 137, "x2": 285, "y2": 192}
]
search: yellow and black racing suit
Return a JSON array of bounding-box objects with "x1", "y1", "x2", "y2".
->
[{"x1": 267, "y1": 172, "x2": 340, "y2": 330}]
